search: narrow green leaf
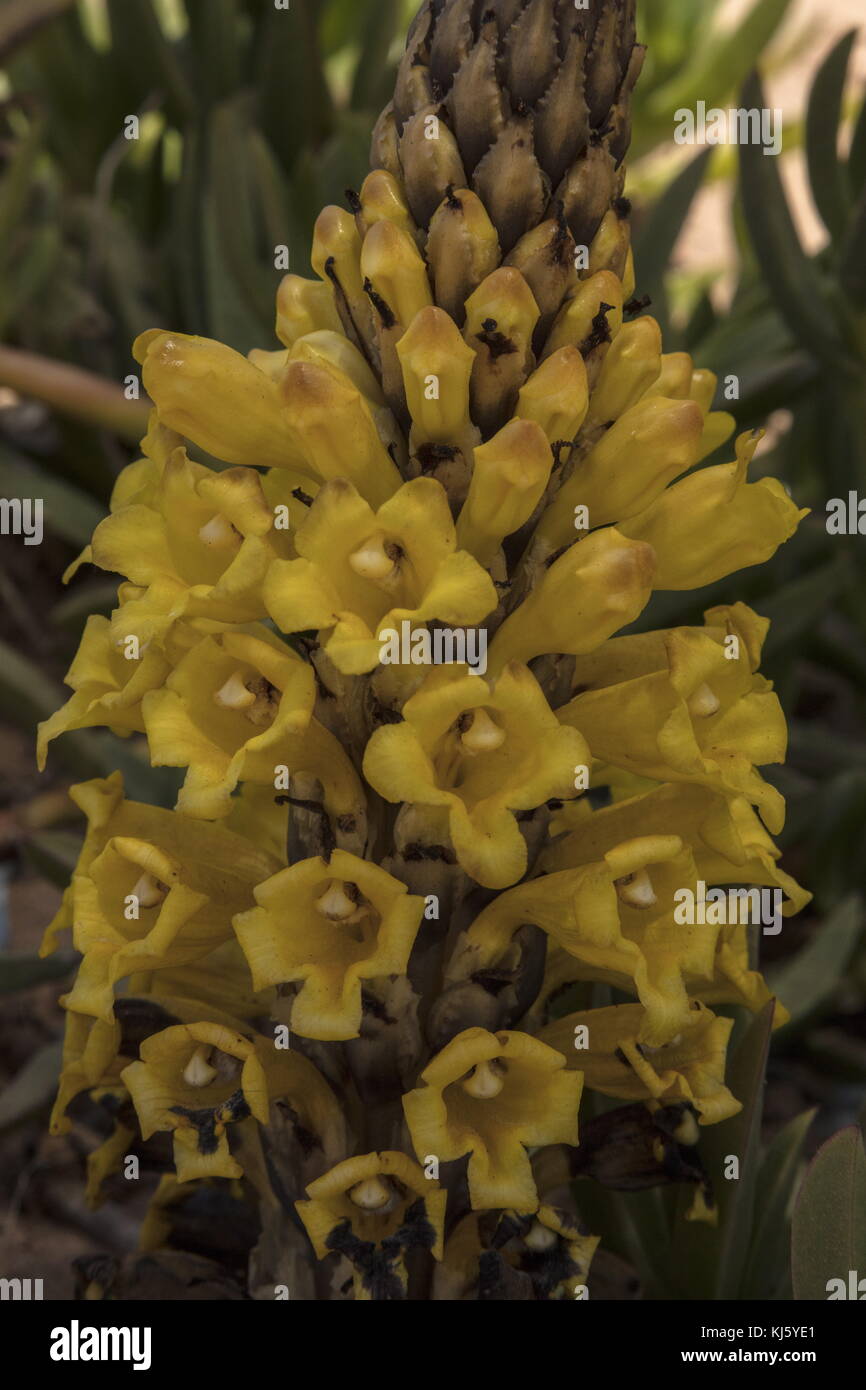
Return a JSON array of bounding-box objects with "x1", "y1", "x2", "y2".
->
[
  {"x1": 805, "y1": 31, "x2": 856, "y2": 240},
  {"x1": 350, "y1": 0, "x2": 402, "y2": 112},
  {"x1": 632, "y1": 150, "x2": 712, "y2": 315},
  {"x1": 668, "y1": 1002, "x2": 775, "y2": 1299},
  {"x1": 739, "y1": 70, "x2": 855, "y2": 376},
  {"x1": 760, "y1": 556, "x2": 848, "y2": 661},
  {"x1": 646, "y1": 0, "x2": 795, "y2": 125},
  {"x1": 0, "y1": 1041, "x2": 62, "y2": 1131},
  {"x1": 24, "y1": 831, "x2": 83, "y2": 887},
  {"x1": 0, "y1": 449, "x2": 104, "y2": 548},
  {"x1": 839, "y1": 185, "x2": 866, "y2": 307},
  {"x1": 792, "y1": 1126, "x2": 866, "y2": 1300},
  {"x1": 741, "y1": 1109, "x2": 816, "y2": 1299},
  {"x1": 848, "y1": 97, "x2": 866, "y2": 197},
  {"x1": 257, "y1": 1, "x2": 334, "y2": 172},
  {"x1": 0, "y1": 951, "x2": 76, "y2": 995},
  {"x1": 0, "y1": 0, "x2": 75, "y2": 62}
]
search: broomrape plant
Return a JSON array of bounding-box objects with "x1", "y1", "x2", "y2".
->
[{"x1": 38, "y1": 0, "x2": 811, "y2": 1301}]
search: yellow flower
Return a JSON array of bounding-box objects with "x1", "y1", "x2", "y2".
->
[
  {"x1": 434, "y1": 1207, "x2": 599, "y2": 1301},
  {"x1": 36, "y1": 615, "x2": 222, "y2": 771},
  {"x1": 403, "y1": 1028, "x2": 583, "y2": 1213},
  {"x1": 233, "y1": 851, "x2": 425, "y2": 1041},
  {"x1": 133, "y1": 329, "x2": 308, "y2": 472},
  {"x1": 538, "y1": 1002, "x2": 741, "y2": 1125},
  {"x1": 88, "y1": 447, "x2": 293, "y2": 648},
  {"x1": 121, "y1": 1022, "x2": 270, "y2": 1182},
  {"x1": 530, "y1": 395, "x2": 705, "y2": 555},
  {"x1": 43, "y1": 774, "x2": 279, "y2": 1020},
  {"x1": 620, "y1": 431, "x2": 808, "y2": 588},
  {"x1": 558, "y1": 603, "x2": 788, "y2": 833},
  {"x1": 452, "y1": 835, "x2": 718, "y2": 1046},
  {"x1": 296, "y1": 1150, "x2": 447, "y2": 1300},
  {"x1": 487, "y1": 528, "x2": 656, "y2": 675},
  {"x1": 363, "y1": 663, "x2": 589, "y2": 889},
  {"x1": 50, "y1": 1011, "x2": 125, "y2": 1135},
  {"x1": 141, "y1": 625, "x2": 363, "y2": 827},
  {"x1": 543, "y1": 780, "x2": 811, "y2": 920},
  {"x1": 264, "y1": 477, "x2": 497, "y2": 676},
  {"x1": 455, "y1": 419, "x2": 554, "y2": 567}
]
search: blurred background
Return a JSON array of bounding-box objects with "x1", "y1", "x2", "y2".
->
[{"x1": 0, "y1": 0, "x2": 864, "y2": 1298}]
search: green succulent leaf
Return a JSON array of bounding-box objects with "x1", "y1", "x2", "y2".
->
[
  {"x1": 792, "y1": 1125, "x2": 866, "y2": 1300},
  {"x1": 739, "y1": 70, "x2": 856, "y2": 376},
  {"x1": 742, "y1": 1108, "x2": 816, "y2": 1300},
  {"x1": 805, "y1": 30, "x2": 856, "y2": 242},
  {"x1": 0, "y1": 1042, "x2": 62, "y2": 1131}
]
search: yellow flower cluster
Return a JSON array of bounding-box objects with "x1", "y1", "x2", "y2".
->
[{"x1": 37, "y1": 13, "x2": 810, "y2": 1295}]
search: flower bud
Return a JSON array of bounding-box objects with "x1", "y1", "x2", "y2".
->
[
  {"x1": 276, "y1": 275, "x2": 342, "y2": 348},
  {"x1": 280, "y1": 360, "x2": 402, "y2": 508},
  {"x1": 488, "y1": 528, "x2": 656, "y2": 672},
  {"x1": 457, "y1": 419, "x2": 554, "y2": 565},
  {"x1": 398, "y1": 104, "x2": 467, "y2": 227},
  {"x1": 426, "y1": 187, "x2": 501, "y2": 323},
  {"x1": 311, "y1": 205, "x2": 376, "y2": 355},
  {"x1": 585, "y1": 317, "x2": 663, "y2": 429},
  {"x1": 133, "y1": 330, "x2": 306, "y2": 473},
  {"x1": 397, "y1": 306, "x2": 476, "y2": 447},
  {"x1": 542, "y1": 270, "x2": 624, "y2": 361},
  {"x1": 533, "y1": 396, "x2": 705, "y2": 551},
  {"x1": 464, "y1": 267, "x2": 540, "y2": 437},
  {"x1": 620, "y1": 432, "x2": 809, "y2": 589},
  {"x1": 354, "y1": 169, "x2": 418, "y2": 244},
  {"x1": 515, "y1": 346, "x2": 589, "y2": 446}
]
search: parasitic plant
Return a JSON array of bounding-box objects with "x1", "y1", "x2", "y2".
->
[{"x1": 39, "y1": 0, "x2": 810, "y2": 1301}]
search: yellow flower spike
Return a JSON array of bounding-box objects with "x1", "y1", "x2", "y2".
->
[
  {"x1": 360, "y1": 217, "x2": 433, "y2": 329},
  {"x1": 121, "y1": 1022, "x2": 269, "y2": 1182},
  {"x1": 396, "y1": 306, "x2": 477, "y2": 448},
  {"x1": 275, "y1": 273, "x2": 343, "y2": 348},
  {"x1": 264, "y1": 476, "x2": 497, "y2": 676},
  {"x1": 279, "y1": 360, "x2": 403, "y2": 509},
  {"x1": 233, "y1": 851, "x2": 425, "y2": 1041},
  {"x1": 531, "y1": 396, "x2": 705, "y2": 554},
  {"x1": 133, "y1": 330, "x2": 307, "y2": 473},
  {"x1": 355, "y1": 170, "x2": 419, "y2": 245},
  {"x1": 297, "y1": 1151, "x2": 448, "y2": 1298},
  {"x1": 426, "y1": 186, "x2": 502, "y2": 323},
  {"x1": 588, "y1": 208, "x2": 631, "y2": 280},
  {"x1": 620, "y1": 430, "x2": 809, "y2": 589},
  {"x1": 403, "y1": 1028, "x2": 583, "y2": 1213},
  {"x1": 140, "y1": 627, "x2": 319, "y2": 819},
  {"x1": 542, "y1": 269, "x2": 624, "y2": 361},
  {"x1": 456, "y1": 419, "x2": 554, "y2": 567},
  {"x1": 515, "y1": 346, "x2": 590, "y2": 447},
  {"x1": 558, "y1": 623, "x2": 788, "y2": 834},
  {"x1": 538, "y1": 1002, "x2": 741, "y2": 1126},
  {"x1": 488, "y1": 528, "x2": 656, "y2": 675},
  {"x1": 311, "y1": 204, "x2": 377, "y2": 354},
  {"x1": 584, "y1": 316, "x2": 663, "y2": 429},
  {"x1": 463, "y1": 266, "x2": 541, "y2": 436},
  {"x1": 363, "y1": 662, "x2": 589, "y2": 890}
]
